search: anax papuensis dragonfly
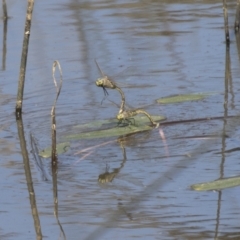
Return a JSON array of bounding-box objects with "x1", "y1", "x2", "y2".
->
[
  {"x1": 106, "y1": 99, "x2": 159, "y2": 128},
  {"x1": 95, "y1": 59, "x2": 126, "y2": 114},
  {"x1": 116, "y1": 108, "x2": 159, "y2": 128}
]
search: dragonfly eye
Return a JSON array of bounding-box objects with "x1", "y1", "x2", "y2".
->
[
  {"x1": 95, "y1": 80, "x2": 101, "y2": 86},
  {"x1": 117, "y1": 113, "x2": 123, "y2": 120}
]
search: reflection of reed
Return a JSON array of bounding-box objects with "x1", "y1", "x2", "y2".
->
[
  {"x1": 227, "y1": 55, "x2": 235, "y2": 109},
  {"x1": 214, "y1": 44, "x2": 232, "y2": 240},
  {"x1": 50, "y1": 61, "x2": 66, "y2": 239},
  {"x1": 2, "y1": 0, "x2": 8, "y2": 70},
  {"x1": 221, "y1": 45, "x2": 230, "y2": 175},
  {"x1": 214, "y1": 191, "x2": 222, "y2": 240},
  {"x1": 16, "y1": 116, "x2": 42, "y2": 239},
  {"x1": 221, "y1": 45, "x2": 232, "y2": 173},
  {"x1": 52, "y1": 161, "x2": 66, "y2": 240}
]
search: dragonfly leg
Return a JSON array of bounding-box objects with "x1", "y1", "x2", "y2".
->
[
  {"x1": 103, "y1": 86, "x2": 109, "y2": 96},
  {"x1": 123, "y1": 118, "x2": 135, "y2": 126},
  {"x1": 117, "y1": 119, "x2": 124, "y2": 127},
  {"x1": 100, "y1": 87, "x2": 109, "y2": 105},
  {"x1": 123, "y1": 118, "x2": 135, "y2": 128},
  {"x1": 117, "y1": 119, "x2": 128, "y2": 127},
  {"x1": 101, "y1": 96, "x2": 107, "y2": 105}
]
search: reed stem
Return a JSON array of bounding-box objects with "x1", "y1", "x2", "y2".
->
[
  {"x1": 223, "y1": 0, "x2": 230, "y2": 45},
  {"x1": 15, "y1": 0, "x2": 34, "y2": 118}
]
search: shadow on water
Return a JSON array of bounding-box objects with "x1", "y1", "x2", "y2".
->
[{"x1": 1, "y1": 0, "x2": 240, "y2": 239}]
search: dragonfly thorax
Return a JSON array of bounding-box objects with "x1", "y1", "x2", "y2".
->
[
  {"x1": 96, "y1": 76, "x2": 116, "y2": 89},
  {"x1": 116, "y1": 110, "x2": 136, "y2": 120}
]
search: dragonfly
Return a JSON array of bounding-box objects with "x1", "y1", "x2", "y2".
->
[
  {"x1": 95, "y1": 59, "x2": 126, "y2": 113},
  {"x1": 98, "y1": 163, "x2": 121, "y2": 183},
  {"x1": 98, "y1": 168, "x2": 118, "y2": 183},
  {"x1": 106, "y1": 99, "x2": 159, "y2": 128},
  {"x1": 116, "y1": 108, "x2": 159, "y2": 128},
  {"x1": 98, "y1": 139, "x2": 127, "y2": 183}
]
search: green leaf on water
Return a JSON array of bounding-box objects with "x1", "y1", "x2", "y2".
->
[
  {"x1": 191, "y1": 176, "x2": 240, "y2": 191},
  {"x1": 157, "y1": 93, "x2": 211, "y2": 104},
  {"x1": 39, "y1": 142, "x2": 70, "y2": 158},
  {"x1": 73, "y1": 119, "x2": 114, "y2": 129},
  {"x1": 39, "y1": 115, "x2": 165, "y2": 158},
  {"x1": 65, "y1": 115, "x2": 165, "y2": 141}
]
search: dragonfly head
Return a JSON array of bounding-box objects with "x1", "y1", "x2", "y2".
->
[
  {"x1": 96, "y1": 78, "x2": 104, "y2": 87},
  {"x1": 116, "y1": 112, "x2": 124, "y2": 120}
]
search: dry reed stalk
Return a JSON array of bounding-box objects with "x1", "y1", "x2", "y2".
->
[
  {"x1": 51, "y1": 60, "x2": 63, "y2": 165},
  {"x1": 15, "y1": 0, "x2": 34, "y2": 117},
  {"x1": 223, "y1": 0, "x2": 230, "y2": 45},
  {"x1": 235, "y1": 0, "x2": 240, "y2": 31}
]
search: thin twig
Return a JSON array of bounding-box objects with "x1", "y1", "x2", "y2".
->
[{"x1": 15, "y1": 0, "x2": 34, "y2": 117}]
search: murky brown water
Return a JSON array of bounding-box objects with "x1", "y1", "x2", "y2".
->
[{"x1": 0, "y1": 0, "x2": 240, "y2": 239}]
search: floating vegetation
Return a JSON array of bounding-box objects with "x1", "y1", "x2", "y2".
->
[
  {"x1": 156, "y1": 93, "x2": 212, "y2": 104},
  {"x1": 65, "y1": 115, "x2": 165, "y2": 141},
  {"x1": 39, "y1": 142, "x2": 70, "y2": 158},
  {"x1": 191, "y1": 176, "x2": 240, "y2": 191},
  {"x1": 39, "y1": 115, "x2": 165, "y2": 158}
]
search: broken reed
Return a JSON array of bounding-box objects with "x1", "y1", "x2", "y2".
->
[{"x1": 51, "y1": 60, "x2": 63, "y2": 165}]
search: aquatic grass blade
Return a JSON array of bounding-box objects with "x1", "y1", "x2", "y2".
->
[
  {"x1": 191, "y1": 176, "x2": 240, "y2": 191},
  {"x1": 156, "y1": 93, "x2": 214, "y2": 104},
  {"x1": 64, "y1": 115, "x2": 165, "y2": 140},
  {"x1": 39, "y1": 115, "x2": 165, "y2": 158},
  {"x1": 39, "y1": 142, "x2": 70, "y2": 158}
]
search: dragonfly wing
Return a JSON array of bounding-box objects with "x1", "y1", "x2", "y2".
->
[{"x1": 95, "y1": 59, "x2": 105, "y2": 78}]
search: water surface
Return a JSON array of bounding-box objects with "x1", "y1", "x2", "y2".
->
[{"x1": 0, "y1": 0, "x2": 240, "y2": 239}]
